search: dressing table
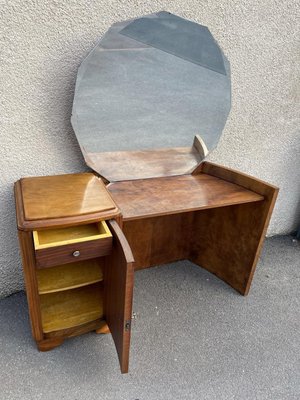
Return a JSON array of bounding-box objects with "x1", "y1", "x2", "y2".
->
[{"x1": 14, "y1": 12, "x2": 278, "y2": 373}]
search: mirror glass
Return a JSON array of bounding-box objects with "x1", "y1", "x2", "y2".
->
[{"x1": 71, "y1": 12, "x2": 231, "y2": 181}]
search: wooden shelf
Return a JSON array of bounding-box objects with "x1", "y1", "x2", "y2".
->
[
  {"x1": 40, "y1": 283, "x2": 103, "y2": 333},
  {"x1": 37, "y1": 259, "x2": 104, "y2": 294},
  {"x1": 108, "y1": 173, "x2": 264, "y2": 220}
]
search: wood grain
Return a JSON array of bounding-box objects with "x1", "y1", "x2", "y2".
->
[
  {"x1": 85, "y1": 147, "x2": 202, "y2": 181},
  {"x1": 35, "y1": 236, "x2": 112, "y2": 268},
  {"x1": 123, "y1": 213, "x2": 194, "y2": 269},
  {"x1": 44, "y1": 318, "x2": 105, "y2": 339},
  {"x1": 119, "y1": 163, "x2": 278, "y2": 296},
  {"x1": 17, "y1": 230, "x2": 44, "y2": 341},
  {"x1": 15, "y1": 173, "x2": 132, "y2": 364},
  {"x1": 108, "y1": 173, "x2": 264, "y2": 221},
  {"x1": 14, "y1": 161, "x2": 278, "y2": 368},
  {"x1": 105, "y1": 220, "x2": 134, "y2": 373},
  {"x1": 195, "y1": 161, "x2": 279, "y2": 196},
  {"x1": 190, "y1": 161, "x2": 279, "y2": 295},
  {"x1": 37, "y1": 337, "x2": 64, "y2": 351},
  {"x1": 37, "y1": 259, "x2": 104, "y2": 294},
  {"x1": 33, "y1": 221, "x2": 111, "y2": 249},
  {"x1": 40, "y1": 283, "x2": 104, "y2": 333},
  {"x1": 15, "y1": 180, "x2": 120, "y2": 231},
  {"x1": 21, "y1": 173, "x2": 116, "y2": 220},
  {"x1": 95, "y1": 322, "x2": 110, "y2": 334},
  {"x1": 189, "y1": 201, "x2": 277, "y2": 295}
]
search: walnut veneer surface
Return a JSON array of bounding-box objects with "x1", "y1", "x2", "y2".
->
[
  {"x1": 14, "y1": 162, "x2": 278, "y2": 374},
  {"x1": 21, "y1": 173, "x2": 116, "y2": 220},
  {"x1": 108, "y1": 172, "x2": 264, "y2": 220},
  {"x1": 109, "y1": 162, "x2": 278, "y2": 296},
  {"x1": 85, "y1": 147, "x2": 202, "y2": 181},
  {"x1": 16, "y1": 173, "x2": 120, "y2": 230},
  {"x1": 15, "y1": 173, "x2": 132, "y2": 373}
]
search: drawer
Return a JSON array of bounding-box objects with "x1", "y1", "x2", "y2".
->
[{"x1": 33, "y1": 221, "x2": 112, "y2": 268}]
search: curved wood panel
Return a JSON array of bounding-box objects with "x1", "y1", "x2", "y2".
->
[
  {"x1": 37, "y1": 259, "x2": 104, "y2": 294},
  {"x1": 21, "y1": 173, "x2": 116, "y2": 220},
  {"x1": 40, "y1": 283, "x2": 103, "y2": 333},
  {"x1": 105, "y1": 220, "x2": 134, "y2": 373},
  {"x1": 14, "y1": 180, "x2": 120, "y2": 231}
]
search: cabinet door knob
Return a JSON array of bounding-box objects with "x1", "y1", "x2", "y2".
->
[{"x1": 72, "y1": 250, "x2": 80, "y2": 257}]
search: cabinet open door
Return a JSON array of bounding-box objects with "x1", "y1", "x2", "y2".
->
[{"x1": 104, "y1": 220, "x2": 134, "y2": 373}]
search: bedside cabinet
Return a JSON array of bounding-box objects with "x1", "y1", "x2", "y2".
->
[{"x1": 14, "y1": 173, "x2": 134, "y2": 373}]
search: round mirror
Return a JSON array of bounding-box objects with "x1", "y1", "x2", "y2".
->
[{"x1": 71, "y1": 12, "x2": 231, "y2": 181}]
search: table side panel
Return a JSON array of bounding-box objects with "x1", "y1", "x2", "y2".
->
[
  {"x1": 189, "y1": 195, "x2": 277, "y2": 295},
  {"x1": 190, "y1": 161, "x2": 279, "y2": 295}
]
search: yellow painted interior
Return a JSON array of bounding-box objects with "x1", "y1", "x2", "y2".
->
[
  {"x1": 33, "y1": 220, "x2": 111, "y2": 249},
  {"x1": 40, "y1": 283, "x2": 103, "y2": 333},
  {"x1": 37, "y1": 259, "x2": 104, "y2": 294}
]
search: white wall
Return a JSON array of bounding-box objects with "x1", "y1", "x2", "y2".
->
[{"x1": 1, "y1": 1, "x2": 299, "y2": 298}]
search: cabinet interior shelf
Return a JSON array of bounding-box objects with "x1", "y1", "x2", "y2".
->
[
  {"x1": 40, "y1": 283, "x2": 103, "y2": 333},
  {"x1": 37, "y1": 259, "x2": 104, "y2": 294}
]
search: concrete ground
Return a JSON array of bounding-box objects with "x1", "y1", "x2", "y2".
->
[{"x1": 0, "y1": 236, "x2": 299, "y2": 400}]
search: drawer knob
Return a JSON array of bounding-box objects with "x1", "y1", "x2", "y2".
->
[{"x1": 72, "y1": 250, "x2": 80, "y2": 257}]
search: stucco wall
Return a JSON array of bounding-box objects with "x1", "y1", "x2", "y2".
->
[{"x1": 1, "y1": 1, "x2": 299, "y2": 298}]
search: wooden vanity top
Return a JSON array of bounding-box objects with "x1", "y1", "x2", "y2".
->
[
  {"x1": 108, "y1": 173, "x2": 264, "y2": 220},
  {"x1": 15, "y1": 173, "x2": 120, "y2": 230}
]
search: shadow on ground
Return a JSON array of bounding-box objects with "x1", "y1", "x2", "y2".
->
[{"x1": 0, "y1": 236, "x2": 299, "y2": 400}]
